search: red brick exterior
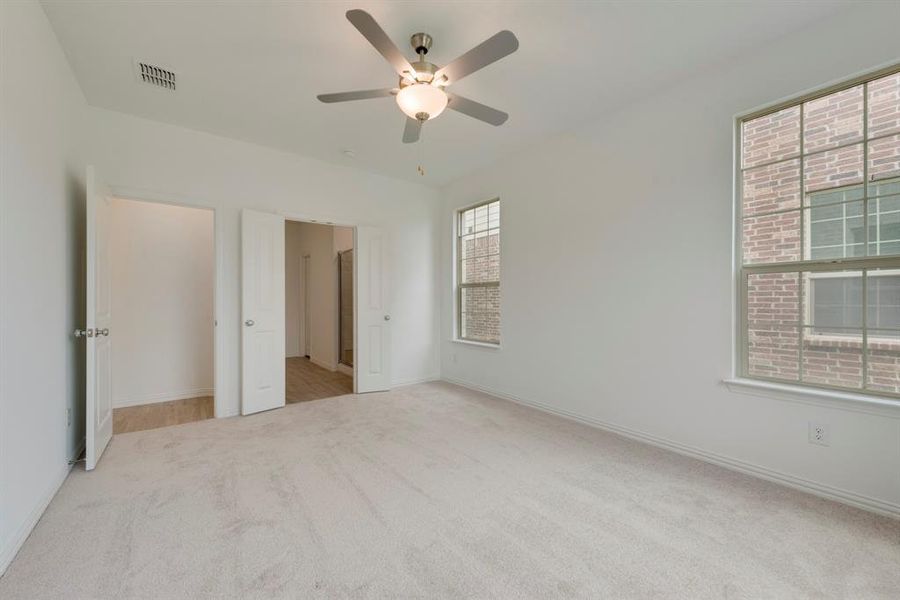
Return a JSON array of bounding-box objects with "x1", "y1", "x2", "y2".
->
[{"x1": 460, "y1": 231, "x2": 500, "y2": 343}]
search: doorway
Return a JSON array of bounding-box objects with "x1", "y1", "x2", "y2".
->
[
  {"x1": 285, "y1": 220, "x2": 354, "y2": 403},
  {"x1": 240, "y1": 209, "x2": 390, "y2": 416},
  {"x1": 108, "y1": 197, "x2": 215, "y2": 433}
]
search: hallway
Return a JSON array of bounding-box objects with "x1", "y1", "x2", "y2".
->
[{"x1": 286, "y1": 357, "x2": 353, "y2": 404}]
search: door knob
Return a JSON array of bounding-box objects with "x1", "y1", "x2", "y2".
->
[
  {"x1": 98, "y1": 328, "x2": 109, "y2": 337},
  {"x1": 74, "y1": 328, "x2": 93, "y2": 338},
  {"x1": 384, "y1": 315, "x2": 391, "y2": 321},
  {"x1": 245, "y1": 319, "x2": 255, "y2": 327}
]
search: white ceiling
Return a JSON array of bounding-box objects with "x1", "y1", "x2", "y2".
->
[{"x1": 41, "y1": 0, "x2": 851, "y2": 186}]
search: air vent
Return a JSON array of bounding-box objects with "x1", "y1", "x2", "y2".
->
[{"x1": 134, "y1": 60, "x2": 176, "y2": 91}]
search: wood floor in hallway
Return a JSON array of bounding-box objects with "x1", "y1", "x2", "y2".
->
[
  {"x1": 113, "y1": 396, "x2": 214, "y2": 434},
  {"x1": 111, "y1": 358, "x2": 350, "y2": 434},
  {"x1": 286, "y1": 356, "x2": 353, "y2": 403}
]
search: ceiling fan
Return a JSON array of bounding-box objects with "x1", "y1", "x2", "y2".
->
[{"x1": 317, "y1": 9, "x2": 519, "y2": 143}]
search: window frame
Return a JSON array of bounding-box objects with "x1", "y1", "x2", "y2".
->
[
  {"x1": 454, "y1": 197, "x2": 501, "y2": 346},
  {"x1": 735, "y1": 64, "x2": 900, "y2": 399}
]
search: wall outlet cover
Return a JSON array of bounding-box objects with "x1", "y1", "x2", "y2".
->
[{"x1": 808, "y1": 422, "x2": 829, "y2": 446}]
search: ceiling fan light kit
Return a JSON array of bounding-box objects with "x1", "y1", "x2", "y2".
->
[
  {"x1": 317, "y1": 9, "x2": 518, "y2": 146},
  {"x1": 396, "y1": 84, "x2": 447, "y2": 121}
]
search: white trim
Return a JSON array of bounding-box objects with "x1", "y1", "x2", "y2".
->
[
  {"x1": 723, "y1": 378, "x2": 900, "y2": 419},
  {"x1": 443, "y1": 376, "x2": 900, "y2": 520},
  {"x1": 393, "y1": 375, "x2": 440, "y2": 388},
  {"x1": 113, "y1": 388, "x2": 215, "y2": 409},
  {"x1": 451, "y1": 338, "x2": 501, "y2": 349},
  {"x1": 336, "y1": 363, "x2": 353, "y2": 377},
  {"x1": 0, "y1": 458, "x2": 74, "y2": 576},
  {"x1": 310, "y1": 356, "x2": 337, "y2": 372}
]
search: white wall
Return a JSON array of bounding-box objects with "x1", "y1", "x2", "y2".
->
[
  {"x1": 285, "y1": 221, "x2": 351, "y2": 369},
  {"x1": 109, "y1": 198, "x2": 214, "y2": 407},
  {"x1": 441, "y1": 3, "x2": 900, "y2": 516},
  {"x1": 0, "y1": 0, "x2": 87, "y2": 573},
  {"x1": 88, "y1": 106, "x2": 441, "y2": 417}
]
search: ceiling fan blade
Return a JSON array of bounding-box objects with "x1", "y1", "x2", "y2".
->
[
  {"x1": 346, "y1": 10, "x2": 415, "y2": 79},
  {"x1": 434, "y1": 30, "x2": 519, "y2": 85},
  {"x1": 317, "y1": 88, "x2": 397, "y2": 103},
  {"x1": 446, "y1": 93, "x2": 508, "y2": 126},
  {"x1": 402, "y1": 117, "x2": 422, "y2": 143}
]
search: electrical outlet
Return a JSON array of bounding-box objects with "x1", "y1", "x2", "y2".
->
[
  {"x1": 808, "y1": 422, "x2": 829, "y2": 446},
  {"x1": 66, "y1": 407, "x2": 72, "y2": 428},
  {"x1": 451, "y1": 352, "x2": 457, "y2": 363}
]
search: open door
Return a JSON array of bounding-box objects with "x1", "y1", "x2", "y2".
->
[
  {"x1": 241, "y1": 209, "x2": 286, "y2": 415},
  {"x1": 355, "y1": 226, "x2": 391, "y2": 393},
  {"x1": 84, "y1": 166, "x2": 113, "y2": 470}
]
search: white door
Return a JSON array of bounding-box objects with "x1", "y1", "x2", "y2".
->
[
  {"x1": 241, "y1": 209, "x2": 285, "y2": 415},
  {"x1": 85, "y1": 166, "x2": 113, "y2": 470},
  {"x1": 355, "y1": 226, "x2": 391, "y2": 393}
]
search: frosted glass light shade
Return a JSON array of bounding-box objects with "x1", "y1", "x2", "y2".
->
[{"x1": 396, "y1": 84, "x2": 448, "y2": 120}]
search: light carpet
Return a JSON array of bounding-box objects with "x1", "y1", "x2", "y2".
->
[{"x1": 1, "y1": 382, "x2": 898, "y2": 599}]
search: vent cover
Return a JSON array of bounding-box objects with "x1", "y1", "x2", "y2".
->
[{"x1": 135, "y1": 60, "x2": 176, "y2": 91}]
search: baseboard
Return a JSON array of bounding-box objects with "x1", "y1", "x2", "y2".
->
[
  {"x1": 336, "y1": 363, "x2": 353, "y2": 377},
  {"x1": 393, "y1": 374, "x2": 440, "y2": 388},
  {"x1": 441, "y1": 376, "x2": 900, "y2": 520},
  {"x1": 0, "y1": 455, "x2": 75, "y2": 577},
  {"x1": 114, "y1": 388, "x2": 214, "y2": 409},
  {"x1": 310, "y1": 357, "x2": 337, "y2": 372}
]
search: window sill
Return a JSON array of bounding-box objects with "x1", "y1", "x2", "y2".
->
[
  {"x1": 722, "y1": 378, "x2": 900, "y2": 417},
  {"x1": 451, "y1": 338, "x2": 501, "y2": 350}
]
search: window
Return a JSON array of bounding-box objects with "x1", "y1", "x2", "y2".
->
[
  {"x1": 456, "y1": 199, "x2": 500, "y2": 344},
  {"x1": 739, "y1": 68, "x2": 900, "y2": 396}
]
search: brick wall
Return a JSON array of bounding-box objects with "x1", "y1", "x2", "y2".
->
[
  {"x1": 742, "y1": 72, "x2": 900, "y2": 394},
  {"x1": 460, "y1": 231, "x2": 500, "y2": 342}
]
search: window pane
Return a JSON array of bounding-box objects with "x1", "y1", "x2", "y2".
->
[
  {"x1": 488, "y1": 201, "x2": 499, "y2": 230},
  {"x1": 866, "y1": 195, "x2": 900, "y2": 256},
  {"x1": 742, "y1": 211, "x2": 800, "y2": 264},
  {"x1": 802, "y1": 327, "x2": 863, "y2": 389},
  {"x1": 868, "y1": 72, "x2": 900, "y2": 138},
  {"x1": 460, "y1": 286, "x2": 500, "y2": 343},
  {"x1": 460, "y1": 230, "x2": 499, "y2": 261},
  {"x1": 741, "y1": 159, "x2": 800, "y2": 216},
  {"x1": 474, "y1": 204, "x2": 490, "y2": 233},
  {"x1": 747, "y1": 326, "x2": 798, "y2": 381},
  {"x1": 461, "y1": 254, "x2": 499, "y2": 284},
  {"x1": 867, "y1": 134, "x2": 900, "y2": 196},
  {"x1": 871, "y1": 179, "x2": 900, "y2": 198},
  {"x1": 866, "y1": 270, "x2": 900, "y2": 329},
  {"x1": 747, "y1": 272, "x2": 798, "y2": 326},
  {"x1": 742, "y1": 106, "x2": 800, "y2": 168},
  {"x1": 804, "y1": 201, "x2": 865, "y2": 260},
  {"x1": 804, "y1": 143, "x2": 863, "y2": 195},
  {"x1": 867, "y1": 330, "x2": 900, "y2": 394},
  {"x1": 802, "y1": 271, "x2": 862, "y2": 332},
  {"x1": 461, "y1": 207, "x2": 475, "y2": 235},
  {"x1": 803, "y1": 85, "x2": 864, "y2": 153},
  {"x1": 806, "y1": 184, "x2": 863, "y2": 206}
]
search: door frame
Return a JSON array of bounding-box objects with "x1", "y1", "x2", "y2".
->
[
  {"x1": 282, "y1": 212, "x2": 359, "y2": 393},
  {"x1": 301, "y1": 254, "x2": 311, "y2": 358},
  {"x1": 106, "y1": 186, "x2": 224, "y2": 418}
]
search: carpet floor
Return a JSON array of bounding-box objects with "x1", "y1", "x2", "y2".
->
[{"x1": 1, "y1": 382, "x2": 898, "y2": 599}]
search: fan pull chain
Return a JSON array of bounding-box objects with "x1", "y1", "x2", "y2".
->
[{"x1": 417, "y1": 131, "x2": 425, "y2": 177}]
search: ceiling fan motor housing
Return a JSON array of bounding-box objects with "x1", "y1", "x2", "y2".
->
[
  {"x1": 410, "y1": 32, "x2": 432, "y2": 55},
  {"x1": 400, "y1": 60, "x2": 438, "y2": 87}
]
